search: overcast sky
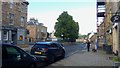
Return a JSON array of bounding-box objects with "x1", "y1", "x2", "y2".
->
[{"x1": 28, "y1": 0, "x2": 97, "y2": 35}]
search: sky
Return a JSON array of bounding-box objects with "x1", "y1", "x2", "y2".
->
[{"x1": 27, "y1": 0, "x2": 97, "y2": 35}]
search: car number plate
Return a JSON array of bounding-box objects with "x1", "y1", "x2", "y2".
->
[{"x1": 35, "y1": 51, "x2": 41, "y2": 54}]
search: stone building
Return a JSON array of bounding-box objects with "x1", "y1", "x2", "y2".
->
[
  {"x1": 27, "y1": 18, "x2": 47, "y2": 44},
  {"x1": 1, "y1": 0, "x2": 29, "y2": 47},
  {"x1": 97, "y1": 0, "x2": 120, "y2": 55},
  {"x1": 110, "y1": 1, "x2": 120, "y2": 55}
]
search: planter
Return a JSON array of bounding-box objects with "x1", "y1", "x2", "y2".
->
[
  {"x1": 114, "y1": 62, "x2": 120, "y2": 66},
  {"x1": 113, "y1": 57, "x2": 120, "y2": 66}
]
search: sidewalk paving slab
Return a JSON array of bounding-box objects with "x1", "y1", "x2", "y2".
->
[{"x1": 49, "y1": 49, "x2": 114, "y2": 66}]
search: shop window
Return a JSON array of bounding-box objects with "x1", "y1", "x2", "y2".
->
[{"x1": 3, "y1": 31, "x2": 8, "y2": 41}]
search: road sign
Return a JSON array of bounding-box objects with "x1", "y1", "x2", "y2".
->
[{"x1": 111, "y1": 15, "x2": 120, "y2": 23}]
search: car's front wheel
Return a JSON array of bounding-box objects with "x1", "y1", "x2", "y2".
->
[
  {"x1": 29, "y1": 63, "x2": 36, "y2": 68},
  {"x1": 61, "y1": 51, "x2": 65, "y2": 59},
  {"x1": 49, "y1": 55, "x2": 55, "y2": 64}
]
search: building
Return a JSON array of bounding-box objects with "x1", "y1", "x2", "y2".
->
[
  {"x1": 1, "y1": 0, "x2": 29, "y2": 47},
  {"x1": 97, "y1": 0, "x2": 120, "y2": 55},
  {"x1": 0, "y1": 1, "x2": 2, "y2": 44},
  {"x1": 96, "y1": 0, "x2": 106, "y2": 48},
  {"x1": 97, "y1": 22, "x2": 105, "y2": 48},
  {"x1": 110, "y1": 1, "x2": 120, "y2": 55},
  {"x1": 104, "y1": 1, "x2": 113, "y2": 53},
  {"x1": 27, "y1": 18, "x2": 47, "y2": 44}
]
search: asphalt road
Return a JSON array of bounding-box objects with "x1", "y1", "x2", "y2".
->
[
  {"x1": 63, "y1": 43, "x2": 86, "y2": 57},
  {"x1": 23, "y1": 43, "x2": 87, "y2": 67},
  {"x1": 25, "y1": 43, "x2": 87, "y2": 58}
]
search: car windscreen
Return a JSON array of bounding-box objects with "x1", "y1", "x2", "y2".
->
[{"x1": 34, "y1": 44, "x2": 49, "y2": 48}]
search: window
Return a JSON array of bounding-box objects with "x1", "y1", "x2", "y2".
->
[
  {"x1": 9, "y1": 0, "x2": 14, "y2": 8},
  {"x1": 9, "y1": 13, "x2": 14, "y2": 24},
  {"x1": 20, "y1": 16, "x2": 24, "y2": 23},
  {"x1": 3, "y1": 31, "x2": 8, "y2": 41},
  {"x1": 20, "y1": 16, "x2": 25, "y2": 26},
  {"x1": 50, "y1": 43, "x2": 58, "y2": 48},
  {"x1": 6, "y1": 46, "x2": 21, "y2": 60}
]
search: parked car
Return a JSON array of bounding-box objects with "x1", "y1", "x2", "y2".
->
[
  {"x1": 2, "y1": 43, "x2": 39, "y2": 68},
  {"x1": 30, "y1": 42, "x2": 65, "y2": 63}
]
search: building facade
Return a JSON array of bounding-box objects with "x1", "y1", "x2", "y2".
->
[
  {"x1": 110, "y1": 1, "x2": 120, "y2": 55},
  {"x1": 0, "y1": 1, "x2": 2, "y2": 44},
  {"x1": 97, "y1": 22, "x2": 105, "y2": 48},
  {"x1": 97, "y1": 0, "x2": 120, "y2": 55},
  {"x1": 97, "y1": 0, "x2": 106, "y2": 48},
  {"x1": 1, "y1": 0, "x2": 29, "y2": 46},
  {"x1": 27, "y1": 18, "x2": 47, "y2": 44}
]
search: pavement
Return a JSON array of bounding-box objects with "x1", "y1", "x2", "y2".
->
[{"x1": 49, "y1": 49, "x2": 115, "y2": 66}]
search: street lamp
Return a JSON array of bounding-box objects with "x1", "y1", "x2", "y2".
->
[{"x1": 61, "y1": 34, "x2": 63, "y2": 40}]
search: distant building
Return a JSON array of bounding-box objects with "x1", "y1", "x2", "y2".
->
[
  {"x1": 27, "y1": 18, "x2": 47, "y2": 44},
  {"x1": 0, "y1": 0, "x2": 29, "y2": 47}
]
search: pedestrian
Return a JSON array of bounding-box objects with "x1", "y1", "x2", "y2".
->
[{"x1": 86, "y1": 40, "x2": 90, "y2": 52}]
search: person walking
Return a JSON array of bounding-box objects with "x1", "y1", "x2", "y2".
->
[{"x1": 86, "y1": 40, "x2": 91, "y2": 52}]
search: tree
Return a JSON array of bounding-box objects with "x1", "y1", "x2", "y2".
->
[
  {"x1": 54, "y1": 11, "x2": 79, "y2": 42},
  {"x1": 78, "y1": 34, "x2": 87, "y2": 39}
]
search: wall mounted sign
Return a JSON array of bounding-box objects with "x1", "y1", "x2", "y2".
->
[{"x1": 111, "y1": 15, "x2": 120, "y2": 23}]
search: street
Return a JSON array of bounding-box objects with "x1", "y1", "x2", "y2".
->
[
  {"x1": 2, "y1": 1, "x2": 120, "y2": 68},
  {"x1": 23, "y1": 43, "x2": 87, "y2": 66},
  {"x1": 23, "y1": 43, "x2": 114, "y2": 67},
  {"x1": 64, "y1": 43, "x2": 86, "y2": 57},
  {"x1": 24, "y1": 43, "x2": 86, "y2": 58},
  {"x1": 47, "y1": 44, "x2": 114, "y2": 67}
]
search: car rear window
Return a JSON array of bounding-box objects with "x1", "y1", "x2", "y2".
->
[{"x1": 34, "y1": 44, "x2": 49, "y2": 48}]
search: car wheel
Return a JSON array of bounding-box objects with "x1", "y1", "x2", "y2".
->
[
  {"x1": 61, "y1": 52, "x2": 65, "y2": 59},
  {"x1": 49, "y1": 56, "x2": 55, "y2": 64},
  {"x1": 29, "y1": 63, "x2": 36, "y2": 68}
]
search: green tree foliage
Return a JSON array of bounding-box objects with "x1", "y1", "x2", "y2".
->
[
  {"x1": 54, "y1": 11, "x2": 79, "y2": 42},
  {"x1": 78, "y1": 34, "x2": 87, "y2": 39}
]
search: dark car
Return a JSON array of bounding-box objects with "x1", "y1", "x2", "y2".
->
[
  {"x1": 30, "y1": 42, "x2": 65, "y2": 63},
  {"x1": 2, "y1": 44, "x2": 39, "y2": 68}
]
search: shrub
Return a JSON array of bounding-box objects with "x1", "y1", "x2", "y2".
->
[{"x1": 113, "y1": 57, "x2": 120, "y2": 62}]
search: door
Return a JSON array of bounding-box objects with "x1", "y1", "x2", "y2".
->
[
  {"x1": 50, "y1": 43, "x2": 60, "y2": 57},
  {"x1": 56, "y1": 43, "x2": 64, "y2": 56},
  {"x1": 12, "y1": 33, "x2": 17, "y2": 45},
  {"x1": 2, "y1": 46, "x2": 31, "y2": 68},
  {"x1": 2, "y1": 46, "x2": 22, "y2": 68}
]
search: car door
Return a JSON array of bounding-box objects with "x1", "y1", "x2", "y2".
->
[
  {"x1": 50, "y1": 43, "x2": 60, "y2": 57},
  {"x1": 2, "y1": 46, "x2": 32, "y2": 68},
  {"x1": 56, "y1": 43, "x2": 64, "y2": 56},
  {"x1": 16, "y1": 47, "x2": 34, "y2": 68},
  {"x1": 2, "y1": 46, "x2": 22, "y2": 68}
]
